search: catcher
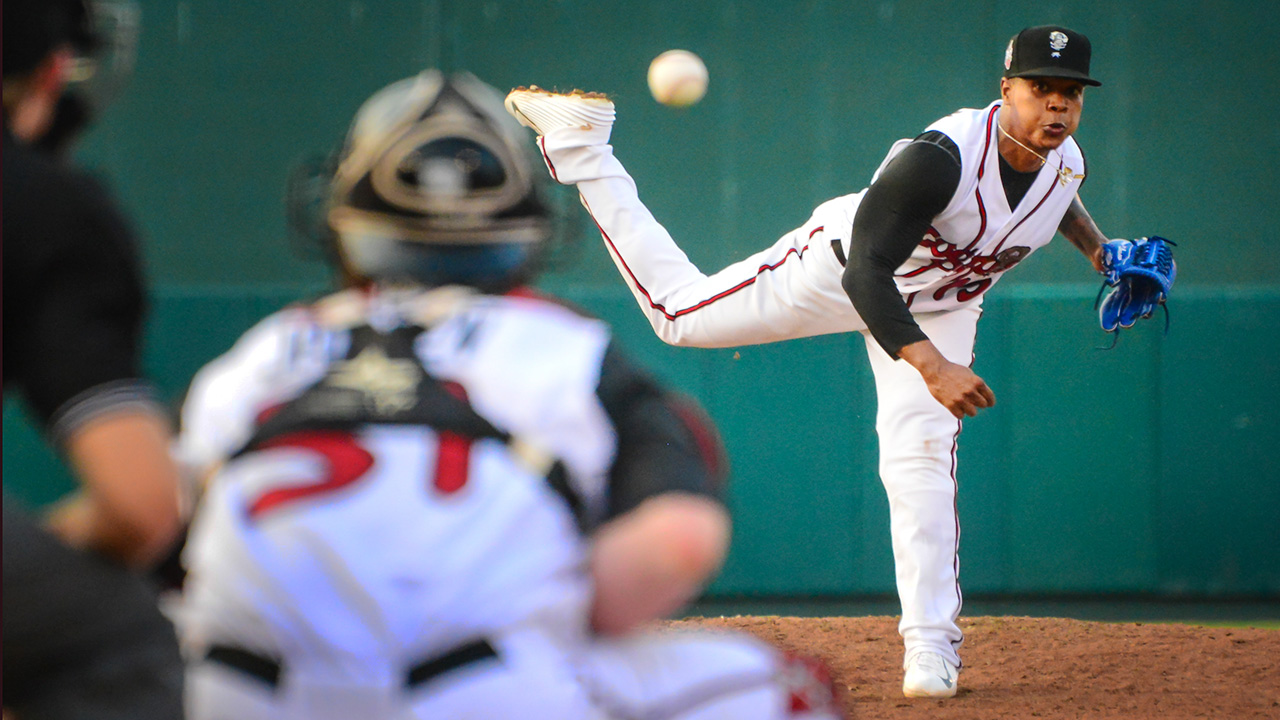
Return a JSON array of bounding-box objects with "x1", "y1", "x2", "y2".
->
[{"x1": 175, "y1": 70, "x2": 843, "y2": 720}]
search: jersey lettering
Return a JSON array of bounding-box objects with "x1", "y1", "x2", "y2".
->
[{"x1": 898, "y1": 230, "x2": 1026, "y2": 304}]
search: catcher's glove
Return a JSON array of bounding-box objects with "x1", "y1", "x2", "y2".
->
[{"x1": 1096, "y1": 236, "x2": 1177, "y2": 338}]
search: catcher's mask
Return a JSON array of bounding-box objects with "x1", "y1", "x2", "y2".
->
[{"x1": 320, "y1": 69, "x2": 553, "y2": 292}]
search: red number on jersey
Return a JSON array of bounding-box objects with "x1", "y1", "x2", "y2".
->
[
  {"x1": 433, "y1": 381, "x2": 474, "y2": 495},
  {"x1": 246, "y1": 431, "x2": 375, "y2": 518},
  {"x1": 245, "y1": 382, "x2": 481, "y2": 515}
]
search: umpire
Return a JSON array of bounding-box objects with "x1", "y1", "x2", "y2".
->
[{"x1": 3, "y1": 0, "x2": 184, "y2": 717}]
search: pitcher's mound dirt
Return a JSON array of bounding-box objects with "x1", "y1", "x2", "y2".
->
[{"x1": 666, "y1": 615, "x2": 1280, "y2": 719}]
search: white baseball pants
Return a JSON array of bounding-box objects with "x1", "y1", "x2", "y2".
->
[
  {"x1": 540, "y1": 130, "x2": 975, "y2": 667},
  {"x1": 184, "y1": 627, "x2": 840, "y2": 719}
]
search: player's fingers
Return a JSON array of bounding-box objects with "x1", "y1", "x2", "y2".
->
[
  {"x1": 979, "y1": 384, "x2": 997, "y2": 407},
  {"x1": 967, "y1": 385, "x2": 994, "y2": 408}
]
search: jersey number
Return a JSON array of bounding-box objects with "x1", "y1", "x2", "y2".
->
[
  {"x1": 246, "y1": 384, "x2": 477, "y2": 518},
  {"x1": 247, "y1": 431, "x2": 374, "y2": 518}
]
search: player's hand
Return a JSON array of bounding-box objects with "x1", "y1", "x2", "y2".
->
[
  {"x1": 898, "y1": 339, "x2": 996, "y2": 418},
  {"x1": 924, "y1": 361, "x2": 996, "y2": 418}
]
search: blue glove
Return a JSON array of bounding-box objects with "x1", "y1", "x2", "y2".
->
[
  {"x1": 1097, "y1": 236, "x2": 1177, "y2": 334},
  {"x1": 1098, "y1": 239, "x2": 1134, "y2": 286}
]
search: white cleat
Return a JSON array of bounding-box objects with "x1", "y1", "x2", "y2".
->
[
  {"x1": 902, "y1": 651, "x2": 959, "y2": 698},
  {"x1": 503, "y1": 86, "x2": 615, "y2": 145}
]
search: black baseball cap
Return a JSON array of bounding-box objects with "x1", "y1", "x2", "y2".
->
[
  {"x1": 3, "y1": 0, "x2": 80, "y2": 77},
  {"x1": 1003, "y1": 25, "x2": 1101, "y2": 87}
]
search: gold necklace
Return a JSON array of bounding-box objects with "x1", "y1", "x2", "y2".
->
[{"x1": 997, "y1": 122, "x2": 1084, "y2": 187}]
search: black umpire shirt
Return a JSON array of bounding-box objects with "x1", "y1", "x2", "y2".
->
[
  {"x1": 3, "y1": 124, "x2": 158, "y2": 444},
  {"x1": 2, "y1": 122, "x2": 186, "y2": 720}
]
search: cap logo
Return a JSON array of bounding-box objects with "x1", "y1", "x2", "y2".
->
[
  {"x1": 1004, "y1": 40, "x2": 1014, "y2": 69},
  {"x1": 1049, "y1": 31, "x2": 1068, "y2": 58}
]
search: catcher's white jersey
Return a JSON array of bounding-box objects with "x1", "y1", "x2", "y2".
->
[
  {"x1": 178, "y1": 287, "x2": 612, "y2": 678},
  {"x1": 177, "y1": 286, "x2": 841, "y2": 719}
]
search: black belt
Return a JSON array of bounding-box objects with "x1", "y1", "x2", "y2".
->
[{"x1": 205, "y1": 639, "x2": 499, "y2": 691}]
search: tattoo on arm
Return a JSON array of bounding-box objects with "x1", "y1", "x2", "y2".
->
[{"x1": 1058, "y1": 197, "x2": 1107, "y2": 270}]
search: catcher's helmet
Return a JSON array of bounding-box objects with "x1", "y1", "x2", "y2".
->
[{"x1": 327, "y1": 69, "x2": 553, "y2": 292}]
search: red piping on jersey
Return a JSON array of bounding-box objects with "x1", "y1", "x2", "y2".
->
[
  {"x1": 967, "y1": 105, "x2": 1000, "y2": 249},
  {"x1": 948, "y1": 323, "x2": 982, "y2": 652},
  {"x1": 582, "y1": 196, "x2": 813, "y2": 322},
  {"x1": 949, "y1": 416, "x2": 963, "y2": 635},
  {"x1": 537, "y1": 137, "x2": 560, "y2": 183},
  {"x1": 977, "y1": 158, "x2": 1059, "y2": 256}
]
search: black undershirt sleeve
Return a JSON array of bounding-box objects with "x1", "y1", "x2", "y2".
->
[
  {"x1": 841, "y1": 132, "x2": 962, "y2": 358},
  {"x1": 595, "y1": 342, "x2": 727, "y2": 523}
]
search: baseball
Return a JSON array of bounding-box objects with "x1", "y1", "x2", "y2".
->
[{"x1": 647, "y1": 50, "x2": 708, "y2": 107}]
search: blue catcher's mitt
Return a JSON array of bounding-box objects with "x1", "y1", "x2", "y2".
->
[{"x1": 1096, "y1": 236, "x2": 1177, "y2": 338}]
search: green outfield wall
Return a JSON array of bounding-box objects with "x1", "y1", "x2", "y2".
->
[
  {"x1": 6, "y1": 286, "x2": 1278, "y2": 597},
  {"x1": 5, "y1": 0, "x2": 1278, "y2": 598}
]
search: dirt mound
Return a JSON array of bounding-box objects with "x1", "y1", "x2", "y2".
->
[{"x1": 665, "y1": 615, "x2": 1280, "y2": 719}]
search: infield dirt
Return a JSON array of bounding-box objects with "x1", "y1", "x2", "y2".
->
[{"x1": 666, "y1": 615, "x2": 1280, "y2": 719}]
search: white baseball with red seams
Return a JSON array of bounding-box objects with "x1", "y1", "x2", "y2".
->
[
  {"x1": 647, "y1": 50, "x2": 709, "y2": 107},
  {"x1": 523, "y1": 95, "x2": 1083, "y2": 672}
]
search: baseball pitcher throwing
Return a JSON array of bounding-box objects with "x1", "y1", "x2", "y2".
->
[{"x1": 506, "y1": 25, "x2": 1175, "y2": 698}]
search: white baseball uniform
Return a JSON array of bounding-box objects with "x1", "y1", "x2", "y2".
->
[
  {"x1": 176, "y1": 286, "x2": 841, "y2": 719},
  {"x1": 533, "y1": 99, "x2": 1084, "y2": 668}
]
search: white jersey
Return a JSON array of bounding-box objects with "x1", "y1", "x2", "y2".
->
[
  {"x1": 178, "y1": 285, "x2": 842, "y2": 720},
  {"x1": 531, "y1": 95, "x2": 1091, "y2": 677},
  {"x1": 838, "y1": 100, "x2": 1086, "y2": 315},
  {"x1": 538, "y1": 100, "x2": 1082, "y2": 351},
  {"x1": 178, "y1": 287, "x2": 616, "y2": 682}
]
